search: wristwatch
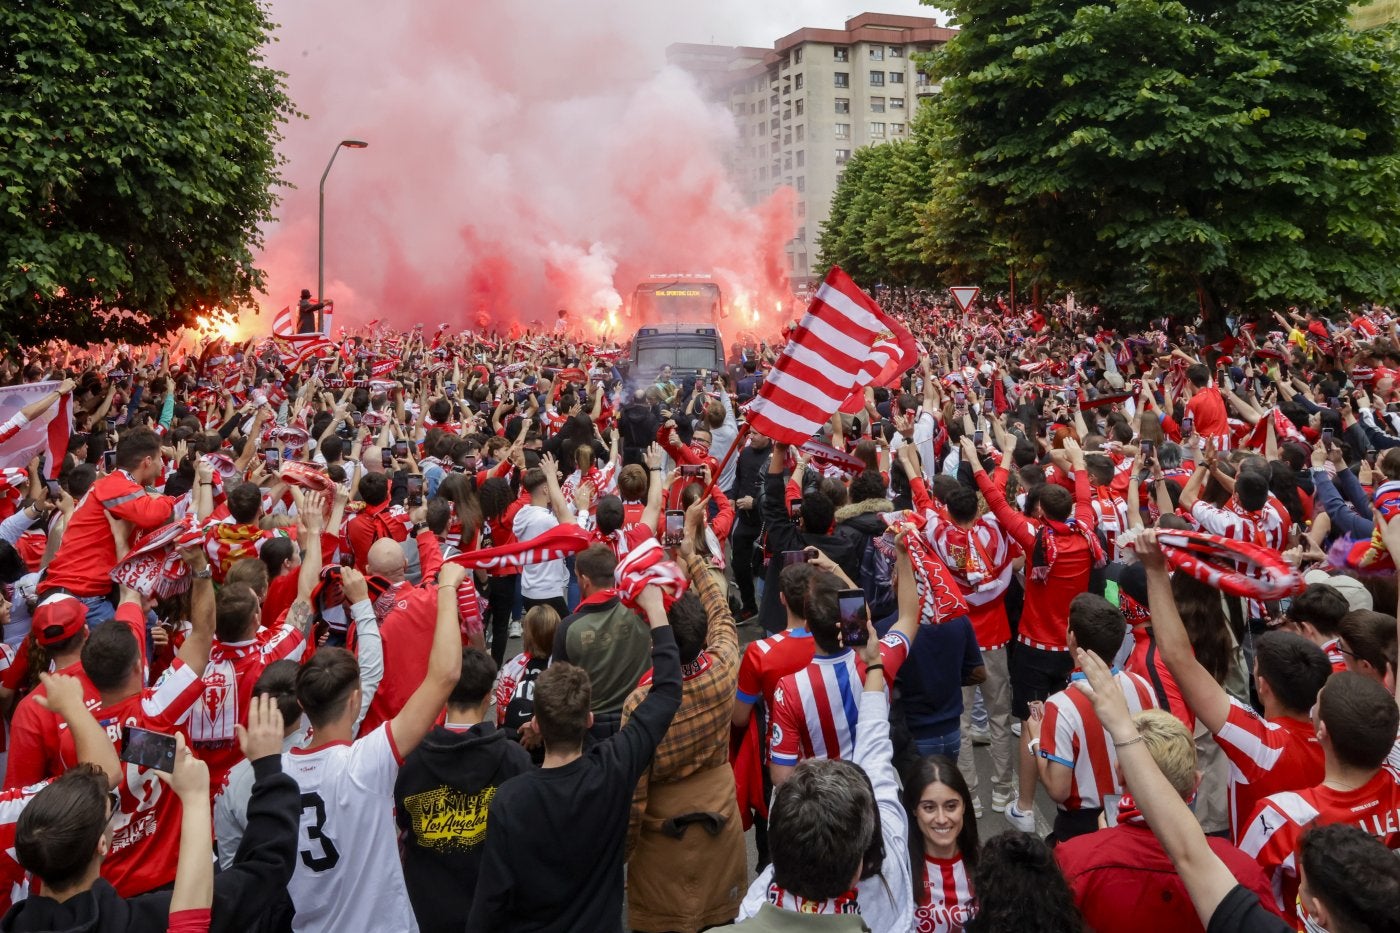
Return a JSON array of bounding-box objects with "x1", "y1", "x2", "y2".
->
[
  {"x1": 192, "y1": 566, "x2": 213, "y2": 580},
  {"x1": 411, "y1": 522, "x2": 428, "y2": 537}
]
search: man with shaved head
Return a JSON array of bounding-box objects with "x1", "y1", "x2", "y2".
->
[{"x1": 356, "y1": 509, "x2": 481, "y2": 738}]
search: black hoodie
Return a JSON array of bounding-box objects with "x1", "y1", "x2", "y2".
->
[
  {"x1": 0, "y1": 756, "x2": 299, "y2": 933},
  {"x1": 393, "y1": 722, "x2": 533, "y2": 933}
]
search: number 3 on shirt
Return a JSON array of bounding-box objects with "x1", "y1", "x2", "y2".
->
[{"x1": 299, "y1": 792, "x2": 341, "y2": 872}]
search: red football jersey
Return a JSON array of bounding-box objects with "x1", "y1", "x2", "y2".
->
[
  {"x1": 183, "y1": 624, "x2": 305, "y2": 794},
  {"x1": 1213, "y1": 699, "x2": 1325, "y2": 842},
  {"x1": 1240, "y1": 767, "x2": 1400, "y2": 924}
]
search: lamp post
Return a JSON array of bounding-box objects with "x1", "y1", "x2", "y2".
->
[{"x1": 317, "y1": 139, "x2": 368, "y2": 332}]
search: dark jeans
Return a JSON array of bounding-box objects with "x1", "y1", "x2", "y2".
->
[
  {"x1": 486, "y1": 574, "x2": 520, "y2": 667},
  {"x1": 731, "y1": 522, "x2": 761, "y2": 613}
]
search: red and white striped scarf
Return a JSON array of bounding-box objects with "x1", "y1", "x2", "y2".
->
[
  {"x1": 1029, "y1": 515, "x2": 1106, "y2": 584},
  {"x1": 883, "y1": 512, "x2": 970, "y2": 626},
  {"x1": 1155, "y1": 530, "x2": 1302, "y2": 601},
  {"x1": 614, "y1": 536, "x2": 688, "y2": 610}
]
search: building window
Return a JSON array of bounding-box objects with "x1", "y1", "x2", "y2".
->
[
  {"x1": 784, "y1": 155, "x2": 792, "y2": 170},
  {"x1": 794, "y1": 73, "x2": 803, "y2": 90},
  {"x1": 834, "y1": 98, "x2": 850, "y2": 114},
  {"x1": 796, "y1": 150, "x2": 805, "y2": 167},
  {"x1": 870, "y1": 96, "x2": 885, "y2": 113},
  {"x1": 870, "y1": 45, "x2": 884, "y2": 61},
  {"x1": 797, "y1": 199, "x2": 807, "y2": 217},
  {"x1": 836, "y1": 148, "x2": 851, "y2": 163},
  {"x1": 869, "y1": 71, "x2": 884, "y2": 86},
  {"x1": 869, "y1": 122, "x2": 886, "y2": 138},
  {"x1": 834, "y1": 46, "x2": 849, "y2": 61},
  {"x1": 890, "y1": 97, "x2": 905, "y2": 109},
  {"x1": 795, "y1": 99, "x2": 804, "y2": 116},
  {"x1": 796, "y1": 124, "x2": 805, "y2": 141},
  {"x1": 760, "y1": 166, "x2": 768, "y2": 180},
  {"x1": 890, "y1": 71, "x2": 904, "y2": 84},
  {"x1": 834, "y1": 122, "x2": 850, "y2": 139},
  {"x1": 890, "y1": 45, "x2": 904, "y2": 58},
  {"x1": 834, "y1": 72, "x2": 849, "y2": 88},
  {"x1": 797, "y1": 177, "x2": 806, "y2": 193},
  {"x1": 794, "y1": 48, "x2": 803, "y2": 65},
  {"x1": 891, "y1": 123, "x2": 905, "y2": 135}
]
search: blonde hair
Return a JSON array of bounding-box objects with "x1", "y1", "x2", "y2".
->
[
  {"x1": 522, "y1": 604, "x2": 561, "y2": 658},
  {"x1": 1132, "y1": 708, "x2": 1196, "y2": 799}
]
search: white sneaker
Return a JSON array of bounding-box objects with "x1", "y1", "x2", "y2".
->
[
  {"x1": 992, "y1": 788, "x2": 1012, "y2": 813},
  {"x1": 1011, "y1": 720, "x2": 1022, "y2": 737},
  {"x1": 509, "y1": 620, "x2": 522, "y2": 638},
  {"x1": 969, "y1": 726, "x2": 991, "y2": 746},
  {"x1": 972, "y1": 796, "x2": 984, "y2": 819},
  {"x1": 1005, "y1": 802, "x2": 1036, "y2": 833}
]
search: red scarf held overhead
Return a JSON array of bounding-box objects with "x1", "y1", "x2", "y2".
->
[
  {"x1": 1029, "y1": 516, "x2": 1106, "y2": 584},
  {"x1": 445, "y1": 524, "x2": 592, "y2": 571}
]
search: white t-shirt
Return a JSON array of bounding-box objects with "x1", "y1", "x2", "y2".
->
[
  {"x1": 283, "y1": 724, "x2": 417, "y2": 933},
  {"x1": 513, "y1": 503, "x2": 567, "y2": 600}
]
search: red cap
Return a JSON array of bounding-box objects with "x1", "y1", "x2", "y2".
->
[{"x1": 32, "y1": 595, "x2": 87, "y2": 646}]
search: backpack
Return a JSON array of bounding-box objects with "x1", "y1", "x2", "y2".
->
[{"x1": 859, "y1": 538, "x2": 897, "y2": 622}]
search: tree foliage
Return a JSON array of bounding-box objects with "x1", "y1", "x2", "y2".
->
[
  {"x1": 0, "y1": 0, "x2": 297, "y2": 346},
  {"x1": 817, "y1": 130, "x2": 937, "y2": 286},
  {"x1": 829, "y1": 0, "x2": 1400, "y2": 323}
]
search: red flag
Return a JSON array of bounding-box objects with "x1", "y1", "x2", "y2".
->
[{"x1": 748, "y1": 267, "x2": 912, "y2": 446}]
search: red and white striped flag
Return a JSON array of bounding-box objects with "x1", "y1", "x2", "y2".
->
[
  {"x1": 272, "y1": 306, "x2": 294, "y2": 337},
  {"x1": 747, "y1": 266, "x2": 914, "y2": 446}
]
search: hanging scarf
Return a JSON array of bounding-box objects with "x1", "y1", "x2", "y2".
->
[
  {"x1": 766, "y1": 882, "x2": 861, "y2": 916},
  {"x1": 882, "y1": 512, "x2": 970, "y2": 625},
  {"x1": 1029, "y1": 516, "x2": 1106, "y2": 584}
]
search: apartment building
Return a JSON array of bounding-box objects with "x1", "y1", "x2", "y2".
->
[{"x1": 668, "y1": 13, "x2": 956, "y2": 285}]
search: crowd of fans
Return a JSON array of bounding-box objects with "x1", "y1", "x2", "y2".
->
[{"x1": 0, "y1": 296, "x2": 1395, "y2": 933}]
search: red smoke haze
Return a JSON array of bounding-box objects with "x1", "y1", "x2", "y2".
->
[{"x1": 252, "y1": 2, "x2": 797, "y2": 339}]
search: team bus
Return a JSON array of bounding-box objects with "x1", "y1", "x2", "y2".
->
[{"x1": 625, "y1": 275, "x2": 726, "y2": 383}]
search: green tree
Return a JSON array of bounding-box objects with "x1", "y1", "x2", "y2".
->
[
  {"x1": 817, "y1": 135, "x2": 938, "y2": 286},
  {"x1": 922, "y1": 0, "x2": 1400, "y2": 325},
  {"x1": 0, "y1": 0, "x2": 297, "y2": 346}
]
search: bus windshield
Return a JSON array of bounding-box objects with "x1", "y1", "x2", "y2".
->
[{"x1": 632, "y1": 282, "x2": 722, "y2": 322}]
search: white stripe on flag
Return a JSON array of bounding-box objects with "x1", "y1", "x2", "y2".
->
[{"x1": 814, "y1": 281, "x2": 883, "y2": 336}]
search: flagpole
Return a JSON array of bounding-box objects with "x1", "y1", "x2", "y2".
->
[{"x1": 317, "y1": 139, "x2": 368, "y2": 336}]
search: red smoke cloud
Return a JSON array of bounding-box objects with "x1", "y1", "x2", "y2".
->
[{"x1": 251, "y1": 1, "x2": 796, "y2": 339}]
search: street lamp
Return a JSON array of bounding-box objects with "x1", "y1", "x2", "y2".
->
[{"x1": 318, "y1": 139, "x2": 368, "y2": 332}]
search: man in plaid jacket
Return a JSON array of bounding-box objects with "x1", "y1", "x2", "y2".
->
[{"x1": 621, "y1": 502, "x2": 745, "y2": 933}]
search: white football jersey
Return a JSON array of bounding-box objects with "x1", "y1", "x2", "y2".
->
[{"x1": 283, "y1": 724, "x2": 417, "y2": 932}]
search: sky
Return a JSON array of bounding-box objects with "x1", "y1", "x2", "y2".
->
[{"x1": 248, "y1": 2, "x2": 944, "y2": 336}]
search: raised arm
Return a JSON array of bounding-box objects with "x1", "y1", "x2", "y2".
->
[
  {"x1": 176, "y1": 546, "x2": 216, "y2": 671},
  {"x1": 164, "y1": 735, "x2": 214, "y2": 920},
  {"x1": 38, "y1": 672, "x2": 122, "y2": 788},
  {"x1": 1134, "y1": 531, "x2": 1230, "y2": 732},
  {"x1": 640, "y1": 443, "x2": 665, "y2": 532},
  {"x1": 1074, "y1": 648, "x2": 1247, "y2": 929}
]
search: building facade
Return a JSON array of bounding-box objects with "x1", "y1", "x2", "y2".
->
[{"x1": 669, "y1": 13, "x2": 956, "y2": 285}]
